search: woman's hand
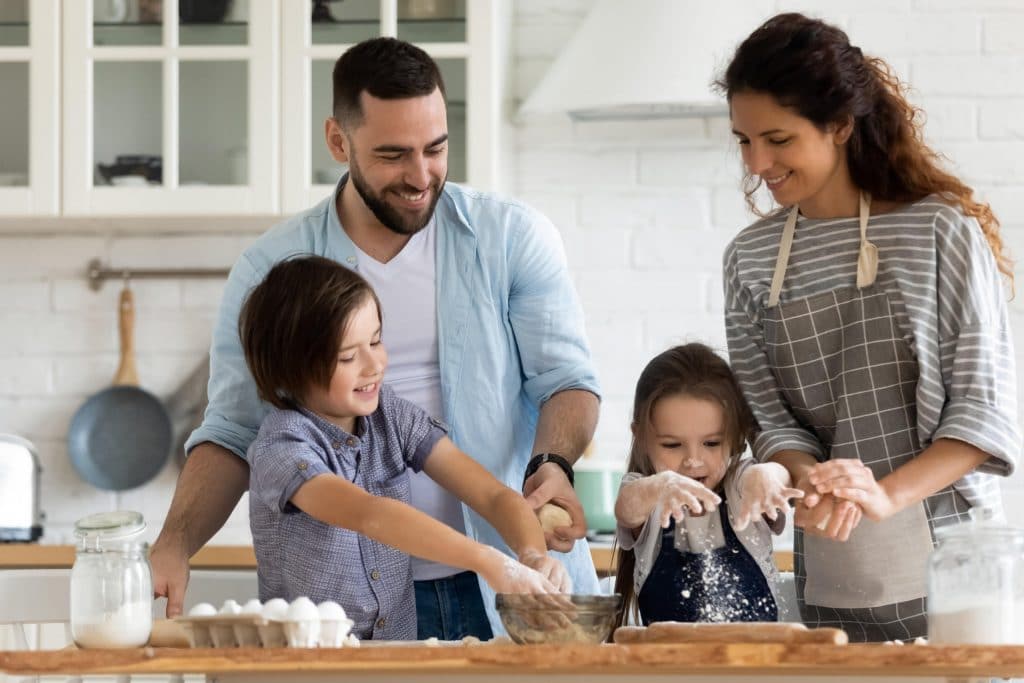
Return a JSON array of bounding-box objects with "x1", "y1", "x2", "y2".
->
[
  {"x1": 653, "y1": 471, "x2": 722, "y2": 529},
  {"x1": 734, "y1": 462, "x2": 804, "y2": 531},
  {"x1": 518, "y1": 549, "x2": 572, "y2": 593},
  {"x1": 481, "y1": 547, "x2": 559, "y2": 595},
  {"x1": 807, "y1": 460, "x2": 897, "y2": 522}
]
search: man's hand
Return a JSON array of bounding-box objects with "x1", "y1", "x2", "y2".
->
[
  {"x1": 523, "y1": 462, "x2": 586, "y2": 552},
  {"x1": 807, "y1": 459, "x2": 897, "y2": 522},
  {"x1": 150, "y1": 533, "x2": 191, "y2": 618},
  {"x1": 733, "y1": 462, "x2": 804, "y2": 531}
]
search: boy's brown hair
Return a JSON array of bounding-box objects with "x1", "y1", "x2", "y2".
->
[{"x1": 238, "y1": 255, "x2": 381, "y2": 410}]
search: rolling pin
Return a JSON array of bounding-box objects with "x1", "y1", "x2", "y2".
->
[{"x1": 614, "y1": 621, "x2": 848, "y2": 645}]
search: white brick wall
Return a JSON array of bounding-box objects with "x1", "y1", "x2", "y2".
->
[
  {"x1": 512, "y1": 1, "x2": 1024, "y2": 527},
  {"x1": 0, "y1": 0, "x2": 1022, "y2": 547}
]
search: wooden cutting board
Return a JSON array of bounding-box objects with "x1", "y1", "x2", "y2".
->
[{"x1": 614, "y1": 621, "x2": 848, "y2": 645}]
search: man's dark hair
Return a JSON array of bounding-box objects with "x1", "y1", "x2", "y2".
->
[
  {"x1": 239, "y1": 255, "x2": 382, "y2": 410},
  {"x1": 332, "y1": 37, "x2": 446, "y2": 127}
]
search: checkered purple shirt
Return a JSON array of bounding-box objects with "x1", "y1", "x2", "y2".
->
[{"x1": 248, "y1": 383, "x2": 446, "y2": 640}]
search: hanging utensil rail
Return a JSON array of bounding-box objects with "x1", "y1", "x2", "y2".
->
[{"x1": 87, "y1": 258, "x2": 230, "y2": 291}]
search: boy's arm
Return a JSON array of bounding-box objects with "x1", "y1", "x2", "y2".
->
[
  {"x1": 290, "y1": 472, "x2": 553, "y2": 594},
  {"x1": 421, "y1": 437, "x2": 548, "y2": 561}
]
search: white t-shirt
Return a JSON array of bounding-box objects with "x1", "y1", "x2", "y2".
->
[{"x1": 353, "y1": 218, "x2": 466, "y2": 581}]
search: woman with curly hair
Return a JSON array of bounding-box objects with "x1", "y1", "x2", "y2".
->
[{"x1": 719, "y1": 13, "x2": 1019, "y2": 641}]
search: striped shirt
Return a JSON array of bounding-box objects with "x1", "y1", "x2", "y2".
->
[{"x1": 723, "y1": 196, "x2": 1019, "y2": 509}]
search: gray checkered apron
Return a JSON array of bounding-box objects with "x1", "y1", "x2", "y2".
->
[{"x1": 764, "y1": 195, "x2": 972, "y2": 642}]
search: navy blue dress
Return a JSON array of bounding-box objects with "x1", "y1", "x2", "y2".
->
[{"x1": 637, "y1": 500, "x2": 777, "y2": 624}]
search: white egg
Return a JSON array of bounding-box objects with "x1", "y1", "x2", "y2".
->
[
  {"x1": 317, "y1": 600, "x2": 347, "y2": 621},
  {"x1": 219, "y1": 599, "x2": 242, "y2": 615},
  {"x1": 188, "y1": 602, "x2": 216, "y2": 617},
  {"x1": 241, "y1": 598, "x2": 263, "y2": 614},
  {"x1": 287, "y1": 596, "x2": 320, "y2": 622},
  {"x1": 261, "y1": 598, "x2": 289, "y2": 621}
]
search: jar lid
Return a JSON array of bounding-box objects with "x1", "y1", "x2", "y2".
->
[
  {"x1": 73, "y1": 510, "x2": 146, "y2": 541},
  {"x1": 935, "y1": 506, "x2": 1024, "y2": 543}
]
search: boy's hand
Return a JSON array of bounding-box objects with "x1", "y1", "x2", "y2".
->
[
  {"x1": 655, "y1": 471, "x2": 722, "y2": 529},
  {"x1": 734, "y1": 462, "x2": 804, "y2": 531},
  {"x1": 482, "y1": 548, "x2": 558, "y2": 595},
  {"x1": 518, "y1": 549, "x2": 572, "y2": 593}
]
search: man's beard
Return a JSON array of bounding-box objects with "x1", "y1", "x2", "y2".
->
[{"x1": 348, "y1": 160, "x2": 445, "y2": 236}]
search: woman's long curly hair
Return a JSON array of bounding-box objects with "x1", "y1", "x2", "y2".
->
[{"x1": 715, "y1": 12, "x2": 1013, "y2": 290}]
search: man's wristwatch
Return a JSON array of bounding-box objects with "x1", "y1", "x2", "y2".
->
[{"x1": 523, "y1": 453, "x2": 575, "y2": 488}]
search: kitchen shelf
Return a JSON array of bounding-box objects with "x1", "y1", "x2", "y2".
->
[
  {"x1": 0, "y1": 22, "x2": 29, "y2": 46},
  {"x1": 312, "y1": 18, "x2": 465, "y2": 44},
  {"x1": 92, "y1": 21, "x2": 249, "y2": 47}
]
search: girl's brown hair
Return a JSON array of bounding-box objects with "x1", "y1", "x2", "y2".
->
[
  {"x1": 613, "y1": 343, "x2": 758, "y2": 627},
  {"x1": 715, "y1": 12, "x2": 1013, "y2": 290},
  {"x1": 239, "y1": 255, "x2": 382, "y2": 410}
]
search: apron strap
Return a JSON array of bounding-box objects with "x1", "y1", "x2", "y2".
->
[
  {"x1": 767, "y1": 206, "x2": 799, "y2": 308},
  {"x1": 856, "y1": 193, "x2": 879, "y2": 289},
  {"x1": 767, "y1": 194, "x2": 877, "y2": 308}
]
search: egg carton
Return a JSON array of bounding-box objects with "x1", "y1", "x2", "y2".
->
[{"x1": 174, "y1": 614, "x2": 357, "y2": 649}]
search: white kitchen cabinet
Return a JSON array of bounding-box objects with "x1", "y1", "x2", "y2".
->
[
  {"x1": 0, "y1": 0, "x2": 509, "y2": 219},
  {"x1": 281, "y1": 0, "x2": 510, "y2": 212},
  {"x1": 0, "y1": 0, "x2": 59, "y2": 216},
  {"x1": 61, "y1": 0, "x2": 280, "y2": 215}
]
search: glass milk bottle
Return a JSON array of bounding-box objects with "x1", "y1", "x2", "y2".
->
[
  {"x1": 928, "y1": 507, "x2": 1024, "y2": 644},
  {"x1": 70, "y1": 511, "x2": 153, "y2": 648}
]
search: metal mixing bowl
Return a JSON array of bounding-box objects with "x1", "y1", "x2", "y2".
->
[{"x1": 495, "y1": 593, "x2": 622, "y2": 644}]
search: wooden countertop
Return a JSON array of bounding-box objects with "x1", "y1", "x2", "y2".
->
[
  {"x1": 0, "y1": 545, "x2": 794, "y2": 573},
  {"x1": 2, "y1": 642, "x2": 1024, "y2": 678}
]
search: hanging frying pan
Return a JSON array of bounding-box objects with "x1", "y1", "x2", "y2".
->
[{"x1": 68, "y1": 284, "x2": 172, "y2": 490}]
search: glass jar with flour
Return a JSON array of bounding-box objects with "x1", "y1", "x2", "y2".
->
[
  {"x1": 928, "y1": 507, "x2": 1024, "y2": 644},
  {"x1": 70, "y1": 510, "x2": 153, "y2": 648}
]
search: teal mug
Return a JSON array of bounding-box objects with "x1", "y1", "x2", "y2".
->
[{"x1": 574, "y1": 469, "x2": 623, "y2": 534}]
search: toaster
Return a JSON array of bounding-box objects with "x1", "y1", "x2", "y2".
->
[{"x1": 0, "y1": 434, "x2": 44, "y2": 542}]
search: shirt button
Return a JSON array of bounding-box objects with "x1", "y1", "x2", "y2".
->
[
  {"x1": 346, "y1": 256, "x2": 356, "y2": 264},
  {"x1": 297, "y1": 462, "x2": 307, "y2": 471},
  {"x1": 376, "y1": 617, "x2": 386, "y2": 628},
  {"x1": 370, "y1": 570, "x2": 380, "y2": 580},
  {"x1": 346, "y1": 437, "x2": 356, "y2": 447},
  {"x1": 331, "y1": 441, "x2": 341, "y2": 450}
]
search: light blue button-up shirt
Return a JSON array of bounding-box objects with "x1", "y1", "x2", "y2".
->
[{"x1": 187, "y1": 179, "x2": 603, "y2": 633}]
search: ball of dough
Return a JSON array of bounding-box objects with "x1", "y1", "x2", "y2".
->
[{"x1": 538, "y1": 503, "x2": 573, "y2": 533}]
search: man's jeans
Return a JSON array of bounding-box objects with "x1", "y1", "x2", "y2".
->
[{"x1": 415, "y1": 571, "x2": 494, "y2": 640}]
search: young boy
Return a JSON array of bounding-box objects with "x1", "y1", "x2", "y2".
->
[{"x1": 240, "y1": 255, "x2": 569, "y2": 640}]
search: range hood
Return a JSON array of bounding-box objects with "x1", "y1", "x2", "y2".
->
[{"x1": 518, "y1": 0, "x2": 774, "y2": 121}]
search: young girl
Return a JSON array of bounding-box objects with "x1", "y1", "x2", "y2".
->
[
  {"x1": 239, "y1": 255, "x2": 569, "y2": 641},
  {"x1": 720, "y1": 14, "x2": 1018, "y2": 641},
  {"x1": 613, "y1": 343, "x2": 802, "y2": 626}
]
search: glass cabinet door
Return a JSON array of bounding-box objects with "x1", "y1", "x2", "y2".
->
[
  {"x1": 62, "y1": 0, "x2": 277, "y2": 215},
  {"x1": 0, "y1": 0, "x2": 59, "y2": 215},
  {"x1": 282, "y1": 0, "x2": 499, "y2": 214}
]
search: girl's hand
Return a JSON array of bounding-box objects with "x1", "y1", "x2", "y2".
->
[
  {"x1": 518, "y1": 549, "x2": 572, "y2": 593},
  {"x1": 807, "y1": 460, "x2": 897, "y2": 522},
  {"x1": 481, "y1": 547, "x2": 558, "y2": 595},
  {"x1": 734, "y1": 462, "x2": 804, "y2": 531},
  {"x1": 655, "y1": 471, "x2": 722, "y2": 529}
]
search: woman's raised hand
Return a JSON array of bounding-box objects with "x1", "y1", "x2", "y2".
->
[{"x1": 807, "y1": 459, "x2": 896, "y2": 522}]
